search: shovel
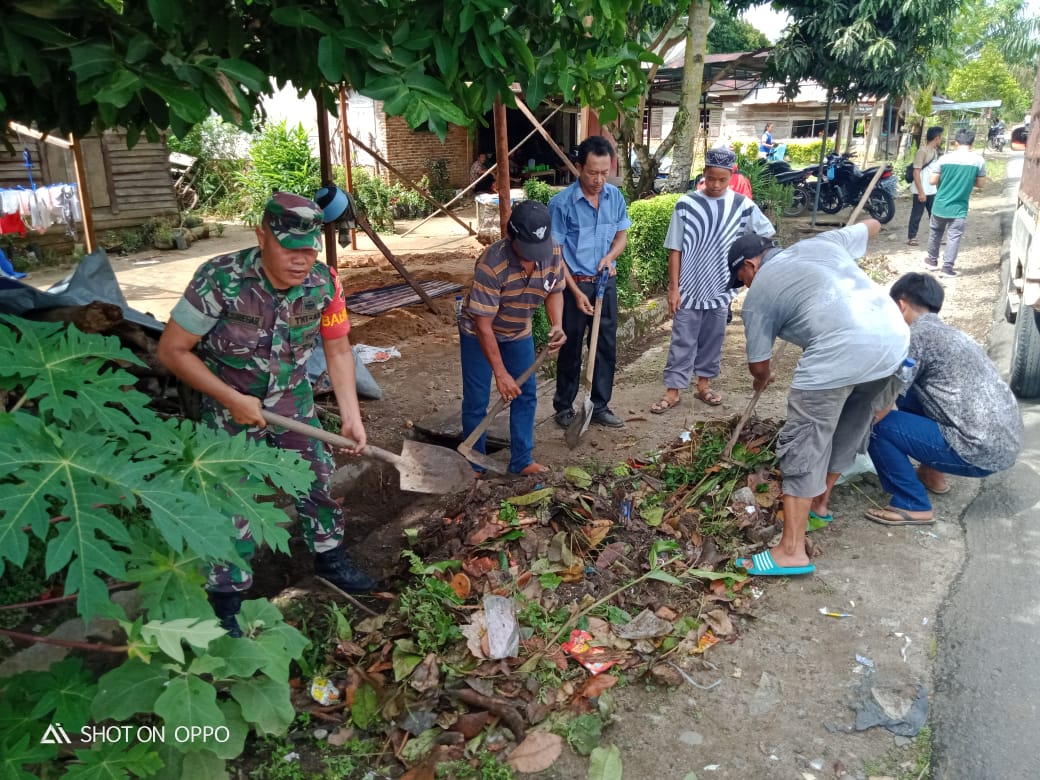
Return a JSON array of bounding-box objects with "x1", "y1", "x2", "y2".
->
[
  {"x1": 261, "y1": 411, "x2": 475, "y2": 494},
  {"x1": 457, "y1": 348, "x2": 551, "y2": 474},
  {"x1": 565, "y1": 267, "x2": 610, "y2": 449},
  {"x1": 721, "y1": 341, "x2": 789, "y2": 464}
]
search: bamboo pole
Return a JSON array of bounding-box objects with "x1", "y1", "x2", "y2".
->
[
  {"x1": 68, "y1": 135, "x2": 95, "y2": 253},
  {"x1": 338, "y1": 88, "x2": 358, "y2": 250}
]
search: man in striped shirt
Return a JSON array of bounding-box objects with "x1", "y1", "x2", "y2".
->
[
  {"x1": 459, "y1": 200, "x2": 566, "y2": 474},
  {"x1": 650, "y1": 148, "x2": 774, "y2": 413}
]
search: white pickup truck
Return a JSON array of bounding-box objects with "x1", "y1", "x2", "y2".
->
[{"x1": 1004, "y1": 70, "x2": 1040, "y2": 397}]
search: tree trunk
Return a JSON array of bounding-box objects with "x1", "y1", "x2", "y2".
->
[{"x1": 662, "y1": 0, "x2": 712, "y2": 193}]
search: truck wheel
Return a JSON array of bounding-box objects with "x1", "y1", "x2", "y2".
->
[{"x1": 1010, "y1": 306, "x2": 1040, "y2": 398}]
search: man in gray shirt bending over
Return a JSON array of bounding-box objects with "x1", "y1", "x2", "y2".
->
[
  {"x1": 727, "y1": 221, "x2": 909, "y2": 576},
  {"x1": 866, "y1": 272, "x2": 1022, "y2": 525}
]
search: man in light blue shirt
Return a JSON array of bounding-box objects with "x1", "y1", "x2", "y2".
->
[{"x1": 548, "y1": 136, "x2": 631, "y2": 429}]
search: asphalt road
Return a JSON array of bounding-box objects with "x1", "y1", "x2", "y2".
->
[{"x1": 931, "y1": 154, "x2": 1040, "y2": 779}]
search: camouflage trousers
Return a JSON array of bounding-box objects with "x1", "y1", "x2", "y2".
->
[{"x1": 204, "y1": 405, "x2": 345, "y2": 593}]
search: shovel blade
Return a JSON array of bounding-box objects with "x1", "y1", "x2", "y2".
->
[
  {"x1": 396, "y1": 440, "x2": 476, "y2": 493},
  {"x1": 457, "y1": 444, "x2": 508, "y2": 474},
  {"x1": 564, "y1": 395, "x2": 595, "y2": 449}
]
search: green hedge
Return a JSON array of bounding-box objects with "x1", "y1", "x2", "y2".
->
[
  {"x1": 619, "y1": 193, "x2": 681, "y2": 298},
  {"x1": 732, "y1": 139, "x2": 835, "y2": 165},
  {"x1": 523, "y1": 178, "x2": 558, "y2": 205}
]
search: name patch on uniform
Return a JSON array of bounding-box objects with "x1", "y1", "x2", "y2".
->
[
  {"x1": 225, "y1": 311, "x2": 261, "y2": 326},
  {"x1": 290, "y1": 312, "x2": 321, "y2": 326}
]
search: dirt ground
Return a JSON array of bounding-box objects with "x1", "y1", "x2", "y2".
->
[{"x1": 24, "y1": 172, "x2": 1009, "y2": 778}]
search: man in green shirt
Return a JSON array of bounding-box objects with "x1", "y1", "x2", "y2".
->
[{"x1": 923, "y1": 129, "x2": 987, "y2": 278}]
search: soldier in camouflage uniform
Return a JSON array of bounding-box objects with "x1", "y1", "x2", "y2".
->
[{"x1": 157, "y1": 192, "x2": 377, "y2": 637}]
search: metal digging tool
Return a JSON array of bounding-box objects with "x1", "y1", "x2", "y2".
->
[
  {"x1": 457, "y1": 348, "x2": 551, "y2": 473},
  {"x1": 565, "y1": 268, "x2": 610, "y2": 449},
  {"x1": 721, "y1": 341, "x2": 788, "y2": 464},
  {"x1": 261, "y1": 411, "x2": 474, "y2": 494}
]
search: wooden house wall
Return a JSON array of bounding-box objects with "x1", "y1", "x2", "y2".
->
[{"x1": 0, "y1": 131, "x2": 178, "y2": 252}]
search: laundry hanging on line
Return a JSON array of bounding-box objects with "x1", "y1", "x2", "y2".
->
[{"x1": 0, "y1": 183, "x2": 81, "y2": 238}]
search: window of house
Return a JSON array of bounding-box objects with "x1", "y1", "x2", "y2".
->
[{"x1": 790, "y1": 119, "x2": 840, "y2": 138}]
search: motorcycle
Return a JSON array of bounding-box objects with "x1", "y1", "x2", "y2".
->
[
  {"x1": 772, "y1": 165, "x2": 818, "y2": 217},
  {"x1": 810, "y1": 152, "x2": 897, "y2": 224},
  {"x1": 988, "y1": 120, "x2": 1007, "y2": 152}
]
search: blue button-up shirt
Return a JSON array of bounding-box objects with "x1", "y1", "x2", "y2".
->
[{"x1": 548, "y1": 181, "x2": 631, "y2": 277}]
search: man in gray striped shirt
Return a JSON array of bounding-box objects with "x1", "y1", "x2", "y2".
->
[{"x1": 650, "y1": 148, "x2": 774, "y2": 413}]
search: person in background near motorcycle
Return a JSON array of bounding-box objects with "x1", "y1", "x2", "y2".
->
[
  {"x1": 651, "y1": 147, "x2": 774, "y2": 413},
  {"x1": 728, "y1": 221, "x2": 909, "y2": 576},
  {"x1": 907, "y1": 126, "x2": 944, "y2": 247},
  {"x1": 924, "y1": 128, "x2": 987, "y2": 278},
  {"x1": 550, "y1": 136, "x2": 631, "y2": 430},
  {"x1": 866, "y1": 273, "x2": 1021, "y2": 526},
  {"x1": 759, "y1": 122, "x2": 775, "y2": 158}
]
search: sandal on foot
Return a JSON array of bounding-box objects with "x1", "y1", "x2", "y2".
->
[
  {"x1": 651, "y1": 395, "x2": 682, "y2": 414},
  {"x1": 864, "y1": 506, "x2": 935, "y2": 526},
  {"x1": 515, "y1": 462, "x2": 549, "y2": 476},
  {"x1": 736, "y1": 550, "x2": 815, "y2": 576},
  {"x1": 695, "y1": 387, "x2": 723, "y2": 406},
  {"x1": 907, "y1": 238, "x2": 919, "y2": 246},
  {"x1": 807, "y1": 510, "x2": 833, "y2": 532}
]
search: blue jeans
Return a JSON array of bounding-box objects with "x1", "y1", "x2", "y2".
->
[
  {"x1": 868, "y1": 392, "x2": 992, "y2": 511},
  {"x1": 459, "y1": 332, "x2": 537, "y2": 474}
]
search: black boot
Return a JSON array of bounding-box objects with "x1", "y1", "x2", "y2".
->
[
  {"x1": 207, "y1": 590, "x2": 244, "y2": 638},
  {"x1": 314, "y1": 548, "x2": 378, "y2": 594}
]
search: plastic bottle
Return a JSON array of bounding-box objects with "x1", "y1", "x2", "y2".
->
[
  {"x1": 898, "y1": 357, "x2": 916, "y2": 383},
  {"x1": 454, "y1": 294, "x2": 463, "y2": 319}
]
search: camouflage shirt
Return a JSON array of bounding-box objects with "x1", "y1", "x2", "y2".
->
[{"x1": 170, "y1": 246, "x2": 349, "y2": 415}]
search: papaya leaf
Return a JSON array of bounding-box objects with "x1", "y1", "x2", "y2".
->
[
  {"x1": 27, "y1": 658, "x2": 96, "y2": 731},
  {"x1": 153, "y1": 675, "x2": 225, "y2": 737},
  {"x1": 229, "y1": 676, "x2": 294, "y2": 735},
  {"x1": 0, "y1": 317, "x2": 150, "y2": 428},
  {"x1": 64, "y1": 741, "x2": 163, "y2": 779},
  {"x1": 141, "y1": 618, "x2": 226, "y2": 664},
  {"x1": 0, "y1": 733, "x2": 56, "y2": 779},
  {"x1": 92, "y1": 659, "x2": 170, "y2": 722}
]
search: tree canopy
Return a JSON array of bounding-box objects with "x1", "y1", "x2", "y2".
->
[
  {"x1": 767, "y1": 0, "x2": 960, "y2": 102},
  {"x1": 707, "y1": 9, "x2": 769, "y2": 53},
  {"x1": 946, "y1": 44, "x2": 1032, "y2": 119},
  {"x1": 1, "y1": 0, "x2": 659, "y2": 143}
]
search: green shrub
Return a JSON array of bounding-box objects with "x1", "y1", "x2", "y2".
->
[
  {"x1": 532, "y1": 306, "x2": 550, "y2": 348},
  {"x1": 784, "y1": 140, "x2": 835, "y2": 166},
  {"x1": 423, "y1": 158, "x2": 454, "y2": 203},
  {"x1": 237, "y1": 120, "x2": 321, "y2": 224},
  {"x1": 620, "y1": 193, "x2": 681, "y2": 297},
  {"x1": 352, "y1": 167, "x2": 396, "y2": 233},
  {"x1": 523, "y1": 178, "x2": 557, "y2": 205}
]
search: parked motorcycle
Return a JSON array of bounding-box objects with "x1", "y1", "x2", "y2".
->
[
  {"x1": 772, "y1": 165, "x2": 818, "y2": 217},
  {"x1": 988, "y1": 120, "x2": 1008, "y2": 152},
  {"x1": 810, "y1": 152, "x2": 896, "y2": 224}
]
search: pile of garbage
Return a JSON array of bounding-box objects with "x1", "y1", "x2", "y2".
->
[{"x1": 272, "y1": 416, "x2": 786, "y2": 776}]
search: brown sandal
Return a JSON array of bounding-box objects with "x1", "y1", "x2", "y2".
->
[
  {"x1": 650, "y1": 395, "x2": 681, "y2": 414},
  {"x1": 864, "y1": 506, "x2": 934, "y2": 526},
  {"x1": 695, "y1": 387, "x2": 723, "y2": 406}
]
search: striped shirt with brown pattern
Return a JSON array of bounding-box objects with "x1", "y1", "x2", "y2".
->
[{"x1": 459, "y1": 238, "x2": 564, "y2": 341}]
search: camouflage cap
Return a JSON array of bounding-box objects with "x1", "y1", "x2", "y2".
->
[{"x1": 263, "y1": 192, "x2": 323, "y2": 251}]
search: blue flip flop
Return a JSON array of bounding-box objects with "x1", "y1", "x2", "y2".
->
[
  {"x1": 807, "y1": 510, "x2": 833, "y2": 532},
  {"x1": 737, "y1": 550, "x2": 816, "y2": 576}
]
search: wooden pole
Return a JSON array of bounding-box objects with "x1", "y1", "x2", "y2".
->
[
  {"x1": 347, "y1": 133, "x2": 475, "y2": 236},
  {"x1": 68, "y1": 135, "x2": 95, "y2": 253},
  {"x1": 512, "y1": 96, "x2": 579, "y2": 177},
  {"x1": 401, "y1": 104, "x2": 564, "y2": 237},
  {"x1": 315, "y1": 98, "x2": 338, "y2": 265},
  {"x1": 338, "y1": 88, "x2": 358, "y2": 250},
  {"x1": 493, "y1": 96, "x2": 511, "y2": 236}
]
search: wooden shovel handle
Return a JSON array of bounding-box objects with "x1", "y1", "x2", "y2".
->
[
  {"x1": 459, "y1": 348, "x2": 550, "y2": 450},
  {"x1": 723, "y1": 341, "x2": 788, "y2": 458},
  {"x1": 584, "y1": 270, "x2": 609, "y2": 386},
  {"x1": 260, "y1": 411, "x2": 401, "y2": 466}
]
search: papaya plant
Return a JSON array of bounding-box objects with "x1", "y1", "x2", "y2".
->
[{"x1": 0, "y1": 315, "x2": 316, "y2": 778}]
